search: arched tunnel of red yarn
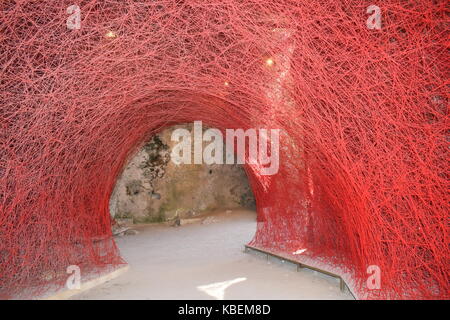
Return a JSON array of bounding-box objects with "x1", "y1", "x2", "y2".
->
[{"x1": 0, "y1": 1, "x2": 448, "y2": 299}]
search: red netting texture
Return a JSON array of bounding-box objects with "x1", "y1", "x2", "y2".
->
[{"x1": 0, "y1": 0, "x2": 448, "y2": 299}]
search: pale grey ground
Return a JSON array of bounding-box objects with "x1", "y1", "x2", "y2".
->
[{"x1": 73, "y1": 210, "x2": 353, "y2": 300}]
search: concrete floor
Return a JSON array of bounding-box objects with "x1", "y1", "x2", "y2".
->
[{"x1": 73, "y1": 210, "x2": 353, "y2": 300}]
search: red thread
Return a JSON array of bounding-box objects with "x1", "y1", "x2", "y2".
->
[{"x1": 0, "y1": 0, "x2": 448, "y2": 299}]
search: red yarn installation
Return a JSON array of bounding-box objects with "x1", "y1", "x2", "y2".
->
[{"x1": 0, "y1": 1, "x2": 448, "y2": 299}]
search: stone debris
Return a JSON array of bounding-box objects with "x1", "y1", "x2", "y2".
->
[
  {"x1": 112, "y1": 220, "x2": 139, "y2": 236},
  {"x1": 115, "y1": 218, "x2": 133, "y2": 226},
  {"x1": 172, "y1": 217, "x2": 181, "y2": 227},
  {"x1": 201, "y1": 216, "x2": 218, "y2": 225},
  {"x1": 113, "y1": 226, "x2": 130, "y2": 236},
  {"x1": 124, "y1": 229, "x2": 139, "y2": 236}
]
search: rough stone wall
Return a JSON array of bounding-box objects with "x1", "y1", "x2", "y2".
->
[{"x1": 109, "y1": 124, "x2": 255, "y2": 223}]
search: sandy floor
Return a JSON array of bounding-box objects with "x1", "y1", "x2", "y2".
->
[{"x1": 73, "y1": 210, "x2": 353, "y2": 300}]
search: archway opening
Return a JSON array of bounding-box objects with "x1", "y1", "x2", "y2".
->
[{"x1": 109, "y1": 122, "x2": 256, "y2": 228}]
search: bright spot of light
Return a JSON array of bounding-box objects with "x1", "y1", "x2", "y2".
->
[
  {"x1": 265, "y1": 58, "x2": 274, "y2": 67},
  {"x1": 293, "y1": 248, "x2": 307, "y2": 255},
  {"x1": 105, "y1": 31, "x2": 117, "y2": 38},
  {"x1": 197, "y1": 277, "x2": 247, "y2": 300},
  {"x1": 224, "y1": 81, "x2": 230, "y2": 86}
]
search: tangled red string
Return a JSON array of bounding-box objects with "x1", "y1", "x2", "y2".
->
[{"x1": 0, "y1": 0, "x2": 448, "y2": 299}]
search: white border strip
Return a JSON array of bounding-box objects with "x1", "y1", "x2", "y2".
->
[{"x1": 41, "y1": 265, "x2": 130, "y2": 300}]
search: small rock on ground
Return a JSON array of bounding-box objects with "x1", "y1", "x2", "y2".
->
[{"x1": 201, "y1": 216, "x2": 218, "y2": 225}]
